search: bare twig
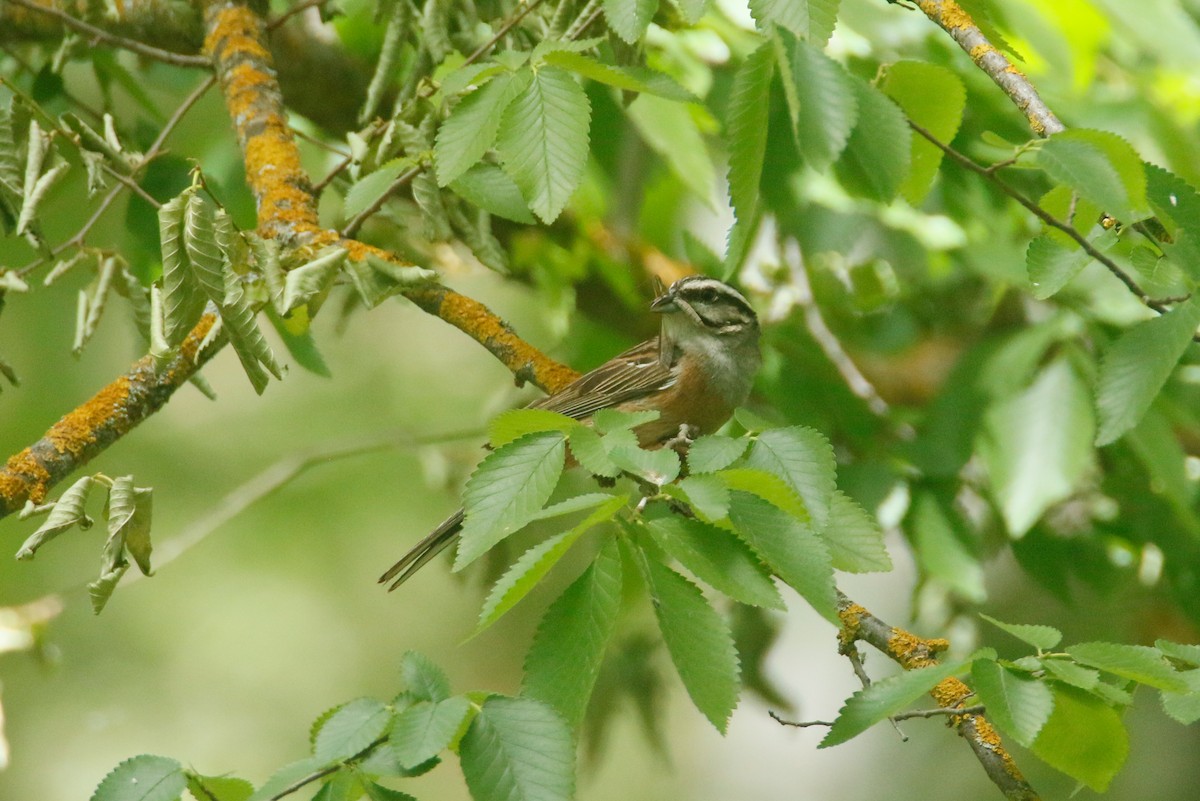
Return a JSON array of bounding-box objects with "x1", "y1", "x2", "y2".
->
[
  {"x1": 464, "y1": 0, "x2": 548, "y2": 65},
  {"x1": 266, "y1": 0, "x2": 335, "y2": 31},
  {"x1": 4, "y1": 0, "x2": 210, "y2": 67},
  {"x1": 339, "y1": 166, "x2": 421, "y2": 238},
  {"x1": 769, "y1": 705, "x2": 986, "y2": 729}
]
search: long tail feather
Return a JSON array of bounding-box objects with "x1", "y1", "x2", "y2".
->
[{"x1": 378, "y1": 508, "x2": 464, "y2": 590}]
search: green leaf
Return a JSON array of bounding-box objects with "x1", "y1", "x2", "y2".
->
[
  {"x1": 647, "y1": 515, "x2": 783, "y2": 609},
  {"x1": 602, "y1": 0, "x2": 657, "y2": 44},
  {"x1": 186, "y1": 774, "x2": 253, "y2": 801},
  {"x1": 822, "y1": 490, "x2": 891, "y2": 573},
  {"x1": 718, "y1": 467, "x2": 808, "y2": 521},
  {"x1": 626, "y1": 94, "x2": 716, "y2": 206},
  {"x1": 457, "y1": 431, "x2": 567, "y2": 569},
  {"x1": 672, "y1": 0, "x2": 710, "y2": 24},
  {"x1": 783, "y1": 34, "x2": 857, "y2": 169},
  {"x1": 107, "y1": 476, "x2": 153, "y2": 575},
  {"x1": 979, "y1": 614, "x2": 1062, "y2": 651},
  {"x1": 979, "y1": 358, "x2": 1094, "y2": 538},
  {"x1": 834, "y1": 76, "x2": 911, "y2": 202},
  {"x1": 1160, "y1": 669, "x2": 1200, "y2": 724},
  {"x1": 488, "y1": 409, "x2": 579, "y2": 448},
  {"x1": 907, "y1": 491, "x2": 985, "y2": 603},
  {"x1": 607, "y1": 441, "x2": 681, "y2": 485},
  {"x1": 389, "y1": 696, "x2": 472, "y2": 768},
  {"x1": 90, "y1": 755, "x2": 186, "y2": 801},
  {"x1": 280, "y1": 247, "x2": 346, "y2": 314},
  {"x1": 672, "y1": 474, "x2": 730, "y2": 522},
  {"x1": 247, "y1": 758, "x2": 332, "y2": 801},
  {"x1": 158, "y1": 193, "x2": 206, "y2": 347},
  {"x1": 496, "y1": 66, "x2": 591, "y2": 224},
  {"x1": 591, "y1": 408, "x2": 659, "y2": 433},
  {"x1": 643, "y1": 557, "x2": 740, "y2": 732},
  {"x1": 435, "y1": 69, "x2": 531, "y2": 187},
  {"x1": 219, "y1": 268, "x2": 284, "y2": 394},
  {"x1": 1025, "y1": 232, "x2": 1093, "y2": 300},
  {"x1": 970, "y1": 659, "x2": 1054, "y2": 746},
  {"x1": 314, "y1": 697, "x2": 390, "y2": 762},
  {"x1": 182, "y1": 190, "x2": 226, "y2": 303},
  {"x1": 362, "y1": 782, "x2": 418, "y2": 801},
  {"x1": 1037, "y1": 129, "x2": 1149, "y2": 222},
  {"x1": 726, "y1": 491, "x2": 837, "y2": 622},
  {"x1": 1095, "y1": 297, "x2": 1200, "y2": 445},
  {"x1": 1157, "y1": 639, "x2": 1200, "y2": 667},
  {"x1": 475, "y1": 494, "x2": 626, "y2": 632},
  {"x1": 1041, "y1": 658, "x2": 1100, "y2": 691},
  {"x1": 459, "y1": 696, "x2": 575, "y2": 801},
  {"x1": 1066, "y1": 642, "x2": 1190, "y2": 692},
  {"x1": 344, "y1": 159, "x2": 415, "y2": 221},
  {"x1": 531, "y1": 493, "x2": 623, "y2": 522},
  {"x1": 311, "y1": 770, "x2": 362, "y2": 801},
  {"x1": 1031, "y1": 685, "x2": 1128, "y2": 792},
  {"x1": 1144, "y1": 163, "x2": 1200, "y2": 281},
  {"x1": 726, "y1": 43, "x2": 774, "y2": 235},
  {"x1": 524, "y1": 540, "x2": 623, "y2": 727},
  {"x1": 15, "y1": 475, "x2": 95, "y2": 559},
  {"x1": 751, "y1": 0, "x2": 839, "y2": 44},
  {"x1": 540, "y1": 52, "x2": 694, "y2": 102},
  {"x1": 880, "y1": 61, "x2": 966, "y2": 205},
  {"x1": 401, "y1": 651, "x2": 451, "y2": 703},
  {"x1": 745, "y1": 426, "x2": 836, "y2": 528},
  {"x1": 567, "y1": 426, "x2": 621, "y2": 478},
  {"x1": 450, "y1": 164, "x2": 536, "y2": 224},
  {"x1": 686, "y1": 434, "x2": 749, "y2": 474},
  {"x1": 820, "y1": 659, "x2": 968, "y2": 747}
]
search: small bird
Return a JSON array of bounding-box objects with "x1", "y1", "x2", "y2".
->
[{"x1": 379, "y1": 275, "x2": 761, "y2": 590}]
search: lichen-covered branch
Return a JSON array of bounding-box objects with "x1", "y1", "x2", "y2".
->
[
  {"x1": 909, "y1": 0, "x2": 1064, "y2": 137},
  {"x1": 837, "y1": 592, "x2": 1040, "y2": 801},
  {"x1": 0, "y1": 314, "x2": 219, "y2": 517}
]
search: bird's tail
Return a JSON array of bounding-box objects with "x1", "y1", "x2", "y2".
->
[{"x1": 378, "y1": 508, "x2": 464, "y2": 591}]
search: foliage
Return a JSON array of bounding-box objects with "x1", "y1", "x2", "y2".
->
[{"x1": 4, "y1": 0, "x2": 1200, "y2": 799}]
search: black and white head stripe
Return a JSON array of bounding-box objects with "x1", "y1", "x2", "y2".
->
[{"x1": 663, "y1": 276, "x2": 758, "y2": 333}]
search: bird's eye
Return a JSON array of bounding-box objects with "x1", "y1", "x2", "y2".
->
[{"x1": 700, "y1": 288, "x2": 718, "y2": 302}]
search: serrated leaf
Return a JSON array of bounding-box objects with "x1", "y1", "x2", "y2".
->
[
  {"x1": 390, "y1": 696, "x2": 472, "y2": 768},
  {"x1": 401, "y1": 650, "x2": 451, "y2": 703},
  {"x1": 1066, "y1": 642, "x2": 1190, "y2": 692},
  {"x1": 158, "y1": 193, "x2": 206, "y2": 347},
  {"x1": 15, "y1": 475, "x2": 95, "y2": 559},
  {"x1": 979, "y1": 358, "x2": 1094, "y2": 538},
  {"x1": 647, "y1": 515, "x2": 783, "y2": 609},
  {"x1": 591, "y1": 408, "x2": 660, "y2": 433},
  {"x1": 971, "y1": 659, "x2": 1054, "y2": 746},
  {"x1": 488, "y1": 409, "x2": 579, "y2": 448},
  {"x1": 1025, "y1": 232, "x2": 1093, "y2": 299},
  {"x1": 567, "y1": 426, "x2": 621, "y2": 478},
  {"x1": 1042, "y1": 657, "x2": 1100, "y2": 690},
  {"x1": 686, "y1": 434, "x2": 748, "y2": 474},
  {"x1": 979, "y1": 614, "x2": 1062, "y2": 650},
  {"x1": 907, "y1": 491, "x2": 985, "y2": 603},
  {"x1": 626, "y1": 94, "x2": 716, "y2": 206},
  {"x1": 90, "y1": 754, "x2": 185, "y2": 801},
  {"x1": 530, "y1": 493, "x2": 621, "y2": 522},
  {"x1": 312, "y1": 770, "x2": 360, "y2": 801},
  {"x1": 1157, "y1": 639, "x2": 1200, "y2": 667},
  {"x1": 745, "y1": 426, "x2": 835, "y2": 528},
  {"x1": 450, "y1": 164, "x2": 536, "y2": 224},
  {"x1": 75, "y1": 257, "x2": 118, "y2": 355},
  {"x1": 281, "y1": 247, "x2": 345, "y2": 314},
  {"x1": 436, "y1": 70, "x2": 530, "y2": 186},
  {"x1": 1144, "y1": 163, "x2": 1200, "y2": 281},
  {"x1": 607, "y1": 442, "x2": 680, "y2": 485},
  {"x1": 457, "y1": 432, "x2": 567, "y2": 569},
  {"x1": 89, "y1": 562, "x2": 129, "y2": 614},
  {"x1": 834, "y1": 76, "x2": 911, "y2": 202},
  {"x1": 362, "y1": 781, "x2": 418, "y2": 801},
  {"x1": 1096, "y1": 297, "x2": 1200, "y2": 445},
  {"x1": 1032, "y1": 685, "x2": 1128, "y2": 792},
  {"x1": 820, "y1": 659, "x2": 968, "y2": 747},
  {"x1": 459, "y1": 696, "x2": 575, "y2": 801},
  {"x1": 643, "y1": 557, "x2": 740, "y2": 732},
  {"x1": 220, "y1": 268, "x2": 283, "y2": 394},
  {"x1": 107, "y1": 476, "x2": 153, "y2": 575},
  {"x1": 1037, "y1": 129, "x2": 1149, "y2": 222},
  {"x1": 476, "y1": 494, "x2": 626, "y2": 632},
  {"x1": 880, "y1": 61, "x2": 965, "y2": 205},
  {"x1": 1160, "y1": 669, "x2": 1200, "y2": 724},
  {"x1": 718, "y1": 467, "x2": 808, "y2": 521},
  {"x1": 726, "y1": 43, "x2": 774, "y2": 233},
  {"x1": 183, "y1": 190, "x2": 226, "y2": 302},
  {"x1": 496, "y1": 66, "x2": 590, "y2": 224},
  {"x1": 671, "y1": 474, "x2": 730, "y2": 522},
  {"x1": 246, "y1": 757, "x2": 331, "y2": 801},
  {"x1": 344, "y1": 159, "x2": 415, "y2": 221},
  {"x1": 727, "y1": 491, "x2": 837, "y2": 622},
  {"x1": 603, "y1": 0, "x2": 657, "y2": 44},
  {"x1": 750, "y1": 0, "x2": 839, "y2": 44},
  {"x1": 540, "y1": 52, "x2": 694, "y2": 102},
  {"x1": 314, "y1": 697, "x2": 390, "y2": 762},
  {"x1": 784, "y1": 34, "x2": 858, "y2": 169},
  {"x1": 524, "y1": 540, "x2": 623, "y2": 727},
  {"x1": 822, "y1": 490, "x2": 891, "y2": 573},
  {"x1": 187, "y1": 774, "x2": 253, "y2": 801}
]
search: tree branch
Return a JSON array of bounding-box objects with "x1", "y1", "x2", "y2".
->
[{"x1": 837, "y1": 592, "x2": 1041, "y2": 801}]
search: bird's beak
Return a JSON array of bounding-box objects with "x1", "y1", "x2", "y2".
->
[{"x1": 651, "y1": 292, "x2": 678, "y2": 313}]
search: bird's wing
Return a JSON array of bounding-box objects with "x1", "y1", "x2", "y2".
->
[{"x1": 530, "y1": 338, "x2": 677, "y2": 420}]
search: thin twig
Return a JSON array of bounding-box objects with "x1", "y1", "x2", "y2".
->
[
  {"x1": 338, "y1": 166, "x2": 421, "y2": 237},
  {"x1": 909, "y1": 120, "x2": 1189, "y2": 319},
  {"x1": 101, "y1": 164, "x2": 162, "y2": 208},
  {"x1": 464, "y1": 0, "x2": 547, "y2": 64},
  {"x1": 769, "y1": 705, "x2": 986, "y2": 729},
  {"x1": 266, "y1": 0, "x2": 335, "y2": 31},
  {"x1": 4, "y1": 0, "x2": 210, "y2": 67}
]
